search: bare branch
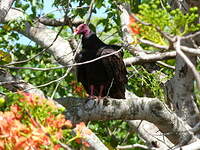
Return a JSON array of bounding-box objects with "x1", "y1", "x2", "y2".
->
[
  {"x1": 2, "y1": 49, "x2": 123, "y2": 71},
  {"x1": 124, "y1": 51, "x2": 176, "y2": 66},
  {"x1": 181, "y1": 46, "x2": 200, "y2": 55},
  {"x1": 17, "y1": 67, "x2": 72, "y2": 93},
  {"x1": 35, "y1": 67, "x2": 72, "y2": 88},
  {"x1": 190, "y1": 122, "x2": 200, "y2": 134},
  {"x1": 58, "y1": 142, "x2": 72, "y2": 150},
  {"x1": 156, "y1": 61, "x2": 175, "y2": 70},
  {"x1": 127, "y1": 120, "x2": 174, "y2": 150},
  {"x1": 38, "y1": 17, "x2": 83, "y2": 27},
  {"x1": 181, "y1": 31, "x2": 200, "y2": 40},
  {"x1": 139, "y1": 39, "x2": 169, "y2": 50},
  {"x1": 5, "y1": 49, "x2": 47, "y2": 66},
  {"x1": 85, "y1": 0, "x2": 96, "y2": 24},
  {"x1": 117, "y1": 144, "x2": 150, "y2": 150},
  {"x1": 0, "y1": 80, "x2": 25, "y2": 86},
  {"x1": 0, "y1": 65, "x2": 66, "y2": 71},
  {"x1": 73, "y1": 48, "x2": 123, "y2": 66},
  {"x1": 138, "y1": 38, "x2": 200, "y2": 56}
]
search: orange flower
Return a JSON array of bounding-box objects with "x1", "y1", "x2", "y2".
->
[
  {"x1": 55, "y1": 129, "x2": 63, "y2": 139},
  {"x1": 65, "y1": 120, "x2": 73, "y2": 128},
  {"x1": 75, "y1": 122, "x2": 92, "y2": 135},
  {"x1": 74, "y1": 122, "x2": 92, "y2": 147},
  {"x1": 75, "y1": 138, "x2": 81, "y2": 144},
  {"x1": 54, "y1": 144, "x2": 61, "y2": 150},
  {"x1": 128, "y1": 15, "x2": 140, "y2": 35},
  {"x1": 10, "y1": 105, "x2": 22, "y2": 119},
  {"x1": 0, "y1": 91, "x2": 74, "y2": 149},
  {"x1": 82, "y1": 141, "x2": 91, "y2": 147}
]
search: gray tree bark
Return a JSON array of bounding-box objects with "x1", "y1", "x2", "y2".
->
[
  {"x1": 0, "y1": 0, "x2": 15, "y2": 22},
  {"x1": 165, "y1": 0, "x2": 200, "y2": 128}
]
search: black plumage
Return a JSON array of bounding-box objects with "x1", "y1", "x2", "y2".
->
[{"x1": 75, "y1": 24, "x2": 127, "y2": 99}]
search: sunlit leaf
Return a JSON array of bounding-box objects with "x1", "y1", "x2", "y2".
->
[{"x1": 0, "y1": 50, "x2": 12, "y2": 64}]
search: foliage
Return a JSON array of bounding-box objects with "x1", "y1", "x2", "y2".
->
[
  {"x1": 0, "y1": 50, "x2": 12, "y2": 64},
  {"x1": 136, "y1": 0, "x2": 200, "y2": 44},
  {"x1": 0, "y1": 92, "x2": 84, "y2": 150},
  {"x1": 127, "y1": 66, "x2": 166, "y2": 100},
  {"x1": 89, "y1": 120, "x2": 143, "y2": 149},
  {"x1": 14, "y1": 0, "x2": 44, "y2": 17},
  {"x1": 69, "y1": 81, "x2": 87, "y2": 97}
]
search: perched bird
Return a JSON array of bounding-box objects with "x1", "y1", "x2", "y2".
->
[{"x1": 74, "y1": 24, "x2": 127, "y2": 99}]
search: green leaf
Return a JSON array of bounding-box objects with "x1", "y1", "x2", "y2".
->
[{"x1": 0, "y1": 50, "x2": 12, "y2": 64}]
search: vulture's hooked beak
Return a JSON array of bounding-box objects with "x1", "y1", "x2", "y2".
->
[{"x1": 73, "y1": 28, "x2": 79, "y2": 35}]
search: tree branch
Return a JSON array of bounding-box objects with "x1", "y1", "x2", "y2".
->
[
  {"x1": 117, "y1": 144, "x2": 150, "y2": 150},
  {"x1": 139, "y1": 39, "x2": 169, "y2": 50},
  {"x1": 2, "y1": 8, "x2": 74, "y2": 66},
  {"x1": 127, "y1": 120, "x2": 174, "y2": 150},
  {"x1": 74, "y1": 124, "x2": 109, "y2": 150},
  {"x1": 181, "y1": 46, "x2": 200, "y2": 55},
  {"x1": 0, "y1": 0, "x2": 15, "y2": 22},
  {"x1": 0, "y1": 65, "x2": 65, "y2": 71},
  {"x1": 174, "y1": 140, "x2": 200, "y2": 150},
  {"x1": 55, "y1": 97, "x2": 197, "y2": 145},
  {"x1": 156, "y1": 61, "x2": 175, "y2": 70},
  {"x1": 38, "y1": 17, "x2": 83, "y2": 27},
  {"x1": 139, "y1": 38, "x2": 200, "y2": 56},
  {"x1": 174, "y1": 36, "x2": 200, "y2": 89},
  {"x1": 123, "y1": 92, "x2": 174, "y2": 150},
  {"x1": 181, "y1": 31, "x2": 200, "y2": 40},
  {"x1": 0, "y1": 69, "x2": 45, "y2": 97},
  {"x1": 165, "y1": 0, "x2": 200, "y2": 129},
  {"x1": 124, "y1": 51, "x2": 176, "y2": 66},
  {"x1": 85, "y1": 0, "x2": 95, "y2": 24}
]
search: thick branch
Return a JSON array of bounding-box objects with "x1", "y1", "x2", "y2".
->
[
  {"x1": 0, "y1": 0, "x2": 15, "y2": 22},
  {"x1": 38, "y1": 17, "x2": 83, "y2": 27},
  {"x1": 165, "y1": 0, "x2": 200, "y2": 129},
  {"x1": 127, "y1": 120, "x2": 174, "y2": 150},
  {"x1": 124, "y1": 94, "x2": 174, "y2": 150},
  {"x1": 174, "y1": 36, "x2": 200, "y2": 88},
  {"x1": 74, "y1": 125, "x2": 108, "y2": 150},
  {"x1": 2, "y1": 8, "x2": 74, "y2": 66},
  {"x1": 56, "y1": 97, "x2": 196, "y2": 145}
]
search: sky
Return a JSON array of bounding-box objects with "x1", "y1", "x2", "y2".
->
[{"x1": 18, "y1": 0, "x2": 107, "y2": 45}]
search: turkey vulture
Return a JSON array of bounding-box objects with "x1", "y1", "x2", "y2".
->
[{"x1": 74, "y1": 24, "x2": 127, "y2": 99}]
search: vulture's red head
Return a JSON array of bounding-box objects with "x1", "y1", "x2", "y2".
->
[{"x1": 74, "y1": 24, "x2": 91, "y2": 36}]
